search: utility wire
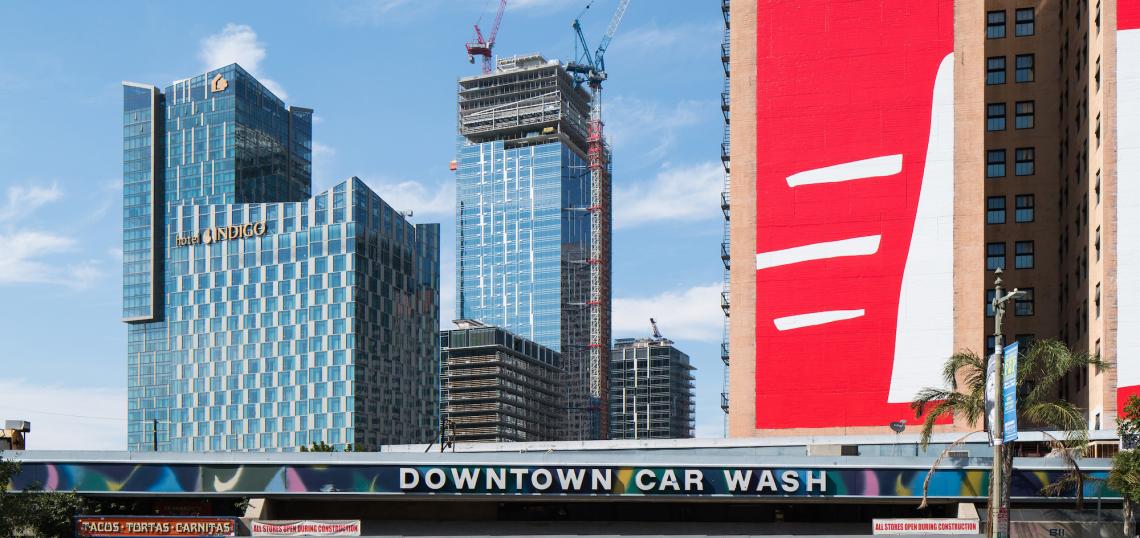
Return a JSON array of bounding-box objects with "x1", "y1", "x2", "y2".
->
[{"x1": 3, "y1": 405, "x2": 126, "y2": 422}]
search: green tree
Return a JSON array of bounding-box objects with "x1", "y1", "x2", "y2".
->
[
  {"x1": 910, "y1": 339, "x2": 1106, "y2": 508},
  {"x1": 300, "y1": 441, "x2": 335, "y2": 452},
  {"x1": 1, "y1": 456, "x2": 87, "y2": 538},
  {"x1": 1109, "y1": 395, "x2": 1140, "y2": 537}
]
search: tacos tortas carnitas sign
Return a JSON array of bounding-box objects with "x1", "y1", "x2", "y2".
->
[{"x1": 175, "y1": 221, "x2": 267, "y2": 247}]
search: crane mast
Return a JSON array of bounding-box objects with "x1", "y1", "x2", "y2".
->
[{"x1": 567, "y1": 0, "x2": 629, "y2": 439}]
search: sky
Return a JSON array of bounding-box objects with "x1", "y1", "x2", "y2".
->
[{"x1": 0, "y1": 0, "x2": 726, "y2": 449}]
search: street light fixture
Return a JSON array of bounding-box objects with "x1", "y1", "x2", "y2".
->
[{"x1": 989, "y1": 268, "x2": 1024, "y2": 538}]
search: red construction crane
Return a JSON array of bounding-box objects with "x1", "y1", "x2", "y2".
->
[{"x1": 466, "y1": 0, "x2": 508, "y2": 74}]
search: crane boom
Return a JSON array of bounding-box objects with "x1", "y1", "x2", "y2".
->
[
  {"x1": 487, "y1": 0, "x2": 507, "y2": 45},
  {"x1": 466, "y1": 0, "x2": 509, "y2": 74},
  {"x1": 595, "y1": 0, "x2": 629, "y2": 70}
]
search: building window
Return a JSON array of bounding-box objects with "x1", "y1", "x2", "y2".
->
[
  {"x1": 987, "y1": 196, "x2": 1007, "y2": 224},
  {"x1": 986, "y1": 335, "x2": 997, "y2": 356},
  {"x1": 1096, "y1": 170, "x2": 1102, "y2": 205},
  {"x1": 988, "y1": 149, "x2": 1007, "y2": 178},
  {"x1": 1015, "y1": 240, "x2": 1035, "y2": 269},
  {"x1": 987, "y1": 56, "x2": 1007, "y2": 85},
  {"x1": 1096, "y1": 282, "x2": 1101, "y2": 318},
  {"x1": 1015, "y1": 288, "x2": 1035, "y2": 316},
  {"x1": 987, "y1": 10, "x2": 1007, "y2": 38},
  {"x1": 1096, "y1": 56, "x2": 1102, "y2": 91},
  {"x1": 1015, "y1": 334, "x2": 1035, "y2": 353},
  {"x1": 1015, "y1": 194, "x2": 1034, "y2": 222},
  {"x1": 987, "y1": 103, "x2": 1006, "y2": 131},
  {"x1": 1096, "y1": 112, "x2": 1102, "y2": 147},
  {"x1": 1015, "y1": 8, "x2": 1035, "y2": 36},
  {"x1": 1015, "y1": 101, "x2": 1035, "y2": 129},
  {"x1": 986, "y1": 289, "x2": 996, "y2": 318},
  {"x1": 1096, "y1": 226, "x2": 1101, "y2": 260},
  {"x1": 1015, "y1": 147, "x2": 1035, "y2": 176},
  {"x1": 987, "y1": 242, "x2": 1006, "y2": 271},
  {"x1": 1015, "y1": 54, "x2": 1035, "y2": 82}
]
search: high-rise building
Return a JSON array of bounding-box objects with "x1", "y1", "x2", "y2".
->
[
  {"x1": 123, "y1": 64, "x2": 440, "y2": 451},
  {"x1": 724, "y1": 0, "x2": 1139, "y2": 437},
  {"x1": 454, "y1": 54, "x2": 610, "y2": 440},
  {"x1": 609, "y1": 338, "x2": 696, "y2": 440},
  {"x1": 439, "y1": 321, "x2": 564, "y2": 442}
]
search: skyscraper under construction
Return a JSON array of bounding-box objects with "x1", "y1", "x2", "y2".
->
[{"x1": 454, "y1": 54, "x2": 611, "y2": 440}]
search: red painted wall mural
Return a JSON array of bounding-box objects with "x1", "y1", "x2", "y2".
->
[
  {"x1": 1117, "y1": 0, "x2": 1140, "y2": 415},
  {"x1": 755, "y1": 0, "x2": 955, "y2": 428}
]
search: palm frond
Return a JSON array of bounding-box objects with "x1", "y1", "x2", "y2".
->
[{"x1": 917, "y1": 431, "x2": 983, "y2": 509}]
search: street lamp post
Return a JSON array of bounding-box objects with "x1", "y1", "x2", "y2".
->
[{"x1": 989, "y1": 268, "x2": 1024, "y2": 538}]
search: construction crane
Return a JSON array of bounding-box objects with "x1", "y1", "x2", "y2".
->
[
  {"x1": 566, "y1": 0, "x2": 629, "y2": 440},
  {"x1": 466, "y1": 0, "x2": 508, "y2": 74},
  {"x1": 566, "y1": 0, "x2": 630, "y2": 89},
  {"x1": 649, "y1": 318, "x2": 663, "y2": 340}
]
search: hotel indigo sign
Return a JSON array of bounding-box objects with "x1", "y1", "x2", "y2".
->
[{"x1": 175, "y1": 221, "x2": 266, "y2": 247}]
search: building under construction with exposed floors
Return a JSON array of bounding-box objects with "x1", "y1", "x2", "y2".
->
[
  {"x1": 439, "y1": 321, "x2": 564, "y2": 443},
  {"x1": 454, "y1": 54, "x2": 611, "y2": 440},
  {"x1": 609, "y1": 337, "x2": 696, "y2": 440}
]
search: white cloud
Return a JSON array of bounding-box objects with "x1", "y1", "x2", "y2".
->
[
  {"x1": 616, "y1": 21, "x2": 722, "y2": 56},
  {"x1": 613, "y1": 161, "x2": 722, "y2": 229},
  {"x1": 361, "y1": 177, "x2": 455, "y2": 217},
  {"x1": 0, "y1": 380, "x2": 126, "y2": 451},
  {"x1": 613, "y1": 282, "x2": 723, "y2": 342},
  {"x1": 0, "y1": 182, "x2": 62, "y2": 222},
  {"x1": 0, "y1": 230, "x2": 104, "y2": 289},
  {"x1": 603, "y1": 97, "x2": 710, "y2": 161},
  {"x1": 199, "y1": 24, "x2": 288, "y2": 99}
]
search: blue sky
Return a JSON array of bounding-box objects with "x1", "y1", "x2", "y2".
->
[{"x1": 0, "y1": 0, "x2": 725, "y2": 449}]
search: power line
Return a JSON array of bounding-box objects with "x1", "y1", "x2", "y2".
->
[{"x1": 3, "y1": 405, "x2": 125, "y2": 422}]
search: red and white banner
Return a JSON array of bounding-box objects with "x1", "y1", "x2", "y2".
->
[
  {"x1": 1117, "y1": 0, "x2": 1140, "y2": 416},
  {"x1": 873, "y1": 518, "x2": 980, "y2": 535},
  {"x1": 250, "y1": 520, "x2": 361, "y2": 536},
  {"x1": 754, "y1": 0, "x2": 955, "y2": 428}
]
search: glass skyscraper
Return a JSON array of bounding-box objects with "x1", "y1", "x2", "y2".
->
[
  {"x1": 123, "y1": 64, "x2": 439, "y2": 451},
  {"x1": 455, "y1": 55, "x2": 606, "y2": 439}
]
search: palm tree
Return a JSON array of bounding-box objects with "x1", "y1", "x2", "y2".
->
[{"x1": 910, "y1": 339, "x2": 1106, "y2": 508}]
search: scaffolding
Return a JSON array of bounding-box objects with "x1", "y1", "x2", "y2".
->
[
  {"x1": 458, "y1": 54, "x2": 592, "y2": 153},
  {"x1": 719, "y1": 0, "x2": 732, "y2": 429}
]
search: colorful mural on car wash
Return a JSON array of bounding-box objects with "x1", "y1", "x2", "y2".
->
[
  {"x1": 753, "y1": 0, "x2": 955, "y2": 428},
  {"x1": 3, "y1": 460, "x2": 1117, "y2": 500}
]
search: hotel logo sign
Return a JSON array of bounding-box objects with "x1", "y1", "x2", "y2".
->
[
  {"x1": 211, "y1": 73, "x2": 228, "y2": 93},
  {"x1": 175, "y1": 221, "x2": 266, "y2": 247}
]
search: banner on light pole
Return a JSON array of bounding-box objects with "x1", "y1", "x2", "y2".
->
[
  {"x1": 986, "y1": 352, "x2": 999, "y2": 446},
  {"x1": 1002, "y1": 342, "x2": 1019, "y2": 444}
]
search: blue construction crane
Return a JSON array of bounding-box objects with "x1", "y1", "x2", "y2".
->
[{"x1": 566, "y1": 0, "x2": 630, "y2": 89}]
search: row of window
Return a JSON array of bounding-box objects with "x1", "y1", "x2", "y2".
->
[
  {"x1": 987, "y1": 8, "x2": 1035, "y2": 39},
  {"x1": 987, "y1": 147, "x2": 1035, "y2": 177},
  {"x1": 986, "y1": 194, "x2": 1035, "y2": 224},
  {"x1": 986, "y1": 240, "x2": 1035, "y2": 270},
  {"x1": 987, "y1": 55, "x2": 1035, "y2": 85},
  {"x1": 987, "y1": 101, "x2": 1035, "y2": 131}
]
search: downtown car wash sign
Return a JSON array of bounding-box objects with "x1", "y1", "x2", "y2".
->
[
  {"x1": 75, "y1": 516, "x2": 235, "y2": 537},
  {"x1": 400, "y1": 466, "x2": 831, "y2": 496}
]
